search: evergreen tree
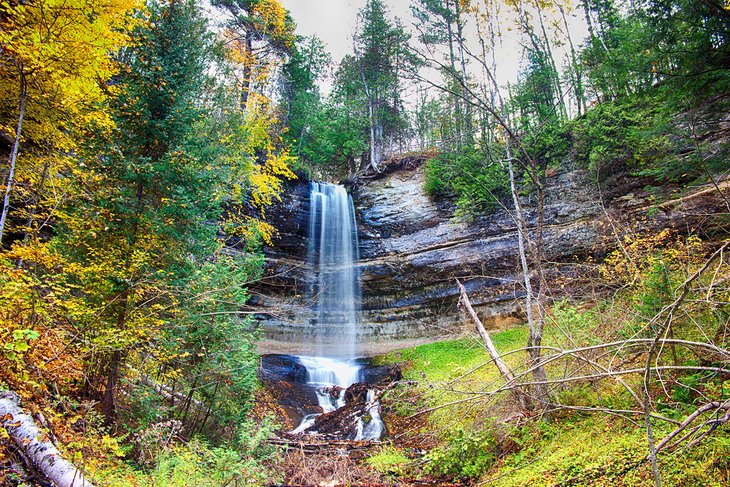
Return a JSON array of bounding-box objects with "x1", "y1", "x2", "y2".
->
[
  {"x1": 279, "y1": 35, "x2": 330, "y2": 163},
  {"x1": 411, "y1": 0, "x2": 472, "y2": 147},
  {"x1": 355, "y1": 0, "x2": 411, "y2": 172},
  {"x1": 57, "y1": 0, "x2": 264, "y2": 426}
]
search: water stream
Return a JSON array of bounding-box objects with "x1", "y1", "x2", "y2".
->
[{"x1": 290, "y1": 182, "x2": 384, "y2": 440}]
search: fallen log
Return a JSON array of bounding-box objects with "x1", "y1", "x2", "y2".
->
[
  {"x1": 0, "y1": 390, "x2": 94, "y2": 487},
  {"x1": 267, "y1": 436, "x2": 379, "y2": 454},
  {"x1": 456, "y1": 279, "x2": 530, "y2": 410}
]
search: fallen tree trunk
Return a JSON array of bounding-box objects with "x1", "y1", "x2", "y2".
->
[
  {"x1": 137, "y1": 374, "x2": 209, "y2": 413},
  {"x1": 0, "y1": 390, "x2": 94, "y2": 487},
  {"x1": 456, "y1": 279, "x2": 530, "y2": 410}
]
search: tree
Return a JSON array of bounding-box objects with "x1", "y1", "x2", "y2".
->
[
  {"x1": 0, "y1": 0, "x2": 138, "y2": 245},
  {"x1": 54, "y1": 0, "x2": 294, "y2": 425},
  {"x1": 63, "y1": 0, "x2": 219, "y2": 424},
  {"x1": 413, "y1": 0, "x2": 558, "y2": 409},
  {"x1": 279, "y1": 35, "x2": 331, "y2": 162},
  {"x1": 355, "y1": 0, "x2": 412, "y2": 172},
  {"x1": 411, "y1": 0, "x2": 472, "y2": 148},
  {"x1": 213, "y1": 0, "x2": 295, "y2": 110}
]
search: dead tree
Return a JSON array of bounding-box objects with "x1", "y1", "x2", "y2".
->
[
  {"x1": 0, "y1": 390, "x2": 94, "y2": 487},
  {"x1": 457, "y1": 279, "x2": 530, "y2": 411}
]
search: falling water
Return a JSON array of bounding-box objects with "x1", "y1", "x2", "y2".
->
[
  {"x1": 290, "y1": 182, "x2": 383, "y2": 440},
  {"x1": 308, "y1": 182, "x2": 361, "y2": 357}
]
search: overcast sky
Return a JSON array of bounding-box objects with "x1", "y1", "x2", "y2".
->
[{"x1": 281, "y1": 1, "x2": 417, "y2": 64}]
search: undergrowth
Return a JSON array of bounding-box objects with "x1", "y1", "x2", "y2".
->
[{"x1": 375, "y1": 231, "x2": 730, "y2": 486}]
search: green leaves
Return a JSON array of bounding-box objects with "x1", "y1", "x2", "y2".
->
[
  {"x1": 3, "y1": 329, "x2": 40, "y2": 361},
  {"x1": 424, "y1": 147, "x2": 509, "y2": 217}
]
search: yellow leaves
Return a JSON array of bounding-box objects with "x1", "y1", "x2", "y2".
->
[
  {"x1": 101, "y1": 434, "x2": 127, "y2": 458},
  {"x1": 252, "y1": 0, "x2": 295, "y2": 49},
  {"x1": 0, "y1": 0, "x2": 141, "y2": 142},
  {"x1": 245, "y1": 217, "x2": 277, "y2": 246},
  {"x1": 238, "y1": 93, "x2": 296, "y2": 216},
  {"x1": 220, "y1": 0, "x2": 294, "y2": 102},
  {"x1": 600, "y1": 229, "x2": 709, "y2": 289}
]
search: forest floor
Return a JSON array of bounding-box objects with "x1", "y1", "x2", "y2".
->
[{"x1": 264, "y1": 318, "x2": 730, "y2": 486}]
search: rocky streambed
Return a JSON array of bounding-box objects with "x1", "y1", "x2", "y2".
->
[{"x1": 259, "y1": 354, "x2": 401, "y2": 440}]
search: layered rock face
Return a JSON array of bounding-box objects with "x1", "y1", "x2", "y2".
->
[
  {"x1": 254, "y1": 164, "x2": 728, "y2": 355},
  {"x1": 352, "y1": 164, "x2": 602, "y2": 350}
]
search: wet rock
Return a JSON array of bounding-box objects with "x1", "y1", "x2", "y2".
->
[
  {"x1": 360, "y1": 364, "x2": 401, "y2": 386},
  {"x1": 344, "y1": 382, "x2": 369, "y2": 405},
  {"x1": 307, "y1": 404, "x2": 359, "y2": 438},
  {"x1": 305, "y1": 382, "x2": 383, "y2": 439},
  {"x1": 259, "y1": 354, "x2": 308, "y2": 383},
  {"x1": 323, "y1": 385, "x2": 343, "y2": 400},
  {"x1": 258, "y1": 355, "x2": 320, "y2": 427}
]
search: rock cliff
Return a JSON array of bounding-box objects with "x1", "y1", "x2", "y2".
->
[{"x1": 253, "y1": 162, "x2": 729, "y2": 356}]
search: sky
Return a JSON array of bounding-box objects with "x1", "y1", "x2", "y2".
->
[{"x1": 280, "y1": 0, "x2": 414, "y2": 65}]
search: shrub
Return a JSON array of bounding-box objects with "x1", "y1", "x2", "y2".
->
[
  {"x1": 367, "y1": 445, "x2": 411, "y2": 476},
  {"x1": 425, "y1": 425, "x2": 501, "y2": 480}
]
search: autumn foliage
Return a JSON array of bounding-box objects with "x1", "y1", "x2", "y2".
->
[{"x1": 0, "y1": 0, "x2": 297, "y2": 482}]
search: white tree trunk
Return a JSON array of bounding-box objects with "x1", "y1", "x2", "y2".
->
[
  {"x1": 0, "y1": 390, "x2": 94, "y2": 487},
  {"x1": 457, "y1": 279, "x2": 529, "y2": 410},
  {"x1": 0, "y1": 74, "x2": 27, "y2": 245}
]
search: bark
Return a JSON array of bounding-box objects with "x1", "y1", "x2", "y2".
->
[
  {"x1": 102, "y1": 350, "x2": 122, "y2": 425},
  {"x1": 453, "y1": 0, "x2": 472, "y2": 141},
  {"x1": 457, "y1": 279, "x2": 530, "y2": 410},
  {"x1": 444, "y1": 0, "x2": 463, "y2": 148},
  {"x1": 0, "y1": 390, "x2": 94, "y2": 487},
  {"x1": 478, "y1": 46, "x2": 551, "y2": 409},
  {"x1": 529, "y1": 155, "x2": 551, "y2": 407},
  {"x1": 0, "y1": 73, "x2": 27, "y2": 245},
  {"x1": 240, "y1": 31, "x2": 253, "y2": 111},
  {"x1": 558, "y1": 4, "x2": 585, "y2": 115},
  {"x1": 361, "y1": 68, "x2": 379, "y2": 173},
  {"x1": 506, "y1": 153, "x2": 550, "y2": 408},
  {"x1": 532, "y1": 0, "x2": 566, "y2": 118}
]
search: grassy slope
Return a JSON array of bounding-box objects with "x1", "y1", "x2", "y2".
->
[{"x1": 377, "y1": 326, "x2": 730, "y2": 486}]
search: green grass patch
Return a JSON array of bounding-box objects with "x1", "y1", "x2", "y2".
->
[
  {"x1": 380, "y1": 328, "x2": 529, "y2": 431},
  {"x1": 385, "y1": 327, "x2": 529, "y2": 383},
  {"x1": 489, "y1": 416, "x2": 730, "y2": 486}
]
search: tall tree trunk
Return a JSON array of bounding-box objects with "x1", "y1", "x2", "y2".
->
[
  {"x1": 1, "y1": 73, "x2": 27, "y2": 245},
  {"x1": 581, "y1": 0, "x2": 609, "y2": 52},
  {"x1": 558, "y1": 4, "x2": 585, "y2": 115},
  {"x1": 496, "y1": 74, "x2": 550, "y2": 407},
  {"x1": 528, "y1": 158, "x2": 551, "y2": 406},
  {"x1": 102, "y1": 350, "x2": 122, "y2": 425},
  {"x1": 532, "y1": 0, "x2": 566, "y2": 119},
  {"x1": 240, "y1": 31, "x2": 253, "y2": 111},
  {"x1": 361, "y1": 66, "x2": 379, "y2": 173},
  {"x1": 454, "y1": 0, "x2": 472, "y2": 142},
  {"x1": 444, "y1": 0, "x2": 462, "y2": 149}
]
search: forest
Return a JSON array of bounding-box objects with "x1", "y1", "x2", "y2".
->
[{"x1": 0, "y1": 0, "x2": 728, "y2": 486}]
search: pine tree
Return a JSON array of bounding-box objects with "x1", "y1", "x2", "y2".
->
[
  {"x1": 58, "y1": 0, "x2": 237, "y2": 424},
  {"x1": 354, "y1": 0, "x2": 411, "y2": 172}
]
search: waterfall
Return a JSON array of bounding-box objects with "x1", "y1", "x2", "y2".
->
[
  {"x1": 308, "y1": 182, "x2": 361, "y2": 357},
  {"x1": 289, "y1": 182, "x2": 383, "y2": 440}
]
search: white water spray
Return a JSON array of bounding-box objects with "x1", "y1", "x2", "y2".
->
[{"x1": 291, "y1": 182, "x2": 383, "y2": 440}]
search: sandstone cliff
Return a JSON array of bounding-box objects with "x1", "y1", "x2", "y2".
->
[{"x1": 253, "y1": 162, "x2": 728, "y2": 356}]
